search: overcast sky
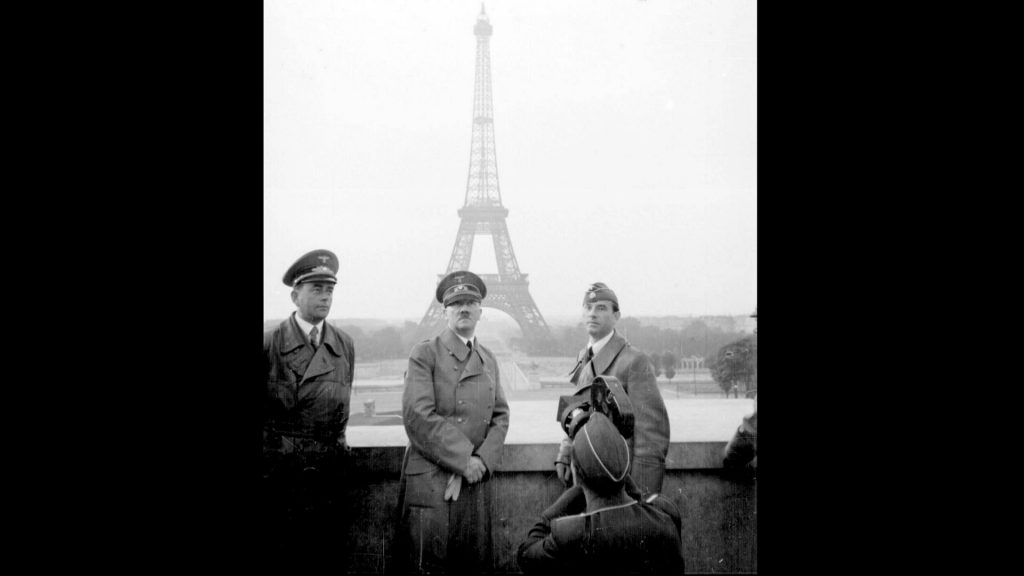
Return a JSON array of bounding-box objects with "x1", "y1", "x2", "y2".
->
[{"x1": 264, "y1": 0, "x2": 756, "y2": 323}]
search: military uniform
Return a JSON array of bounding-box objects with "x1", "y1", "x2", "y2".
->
[
  {"x1": 516, "y1": 492, "x2": 685, "y2": 574},
  {"x1": 518, "y1": 412, "x2": 685, "y2": 574},
  {"x1": 263, "y1": 314, "x2": 355, "y2": 455},
  {"x1": 261, "y1": 249, "x2": 355, "y2": 551},
  {"x1": 394, "y1": 271, "x2": 510, "y2": 574}
]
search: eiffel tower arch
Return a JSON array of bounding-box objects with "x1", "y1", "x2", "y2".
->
[{"x1": 419, "y1": 7, "x2": 553, "y2": 354}]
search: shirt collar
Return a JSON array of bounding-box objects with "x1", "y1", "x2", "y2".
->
[
  {"x1": 454, "y1": 333, "x2": 477, "y2": 349},
  {"x1": 292, "y1": 312, "x2": 325, "y2": 342},
  {"x1": 587, "y1": 329, "x2": 615, "y2": 355}
]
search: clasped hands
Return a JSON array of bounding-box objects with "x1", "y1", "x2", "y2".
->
[
  {"x1": 463, "y1": 455, "x2": 488, "y2": 484},
  {"x1": 444, "y1": 456, "x2": 488, "y2": 502}
]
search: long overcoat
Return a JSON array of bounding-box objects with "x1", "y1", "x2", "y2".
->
[
  {"x1": 396, "y1": 327, "x2": 510, "y2": 574},
  {"x1": 568, "y1": 331, "x2": 670, "y2": 494},
  {"x1": 263, "y1": 314, "x2": 355, "y2": 456}
]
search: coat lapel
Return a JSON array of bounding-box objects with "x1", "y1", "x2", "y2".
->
[
  {"x1": 441, "y1": 328, "x2": 471, "y2": 363},
  {"x1": 320, "y1": 322, "x2": 347, "y2": 358},
  {"x1": 568, "y1": 348, "x2": 587, "y2": 385},
  {"x1": 574, "y1": 332, "x2": 626, "y2": 388},
  {"x1": 592, "y1": 333, "x2": 626, "y2": 377},
  {"x1": 440, "y1": 329, "x2": 485, "y2": 382},
  {"x1": 300, "y1": 323, "x2": 343, "y2": 384},
  {"x1": 460, "y1": 346, "x2": 485, "y2": 382},
  {"x1": 300, "y1": 346, "x2": 337, "y2": 384},
  {"x1": 281, "y1": 314, "x2": 341, "y2": 384},
  {"x1": 282, "y1": 315, "x2": 313, "y2": 378},
  {"x1": 280, "y1": 314, "x2": 306, "y2": 354}
]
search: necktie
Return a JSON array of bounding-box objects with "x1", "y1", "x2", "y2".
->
[
  {"x1": 585, "y1": 346, "x2": 594, "y2": 364},
  {"x1": 467, "y1": 340, "x2": 473, "y2": 354},
  {"x1": 309, "y1": 326, "x2": 319, "y2": 348}
]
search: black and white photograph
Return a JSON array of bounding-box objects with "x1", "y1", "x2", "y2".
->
[{"x1": 264, "y1": 0, "x2": 756, "y2": 573}]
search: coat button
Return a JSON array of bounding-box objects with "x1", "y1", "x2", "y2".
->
[
  {"x1": 457, "y1": 417, "x2": 464, "y2": 423},
  {"x1": 458, "y1": 400, "x2": 465, "y2": 405}
]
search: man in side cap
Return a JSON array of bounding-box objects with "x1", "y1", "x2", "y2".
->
[
  {"x1": 394, "y1": 270, "x2": 510, "y2": 574},
  {"x1": 262, "y1": 249, "x2": 356, "y2": 551},
  {"x1": 556, "y1": 283, "x2": 670, "y2": 496},
  {"x1": 516, "y1": 412, "x2": 686, "y2": 574}
]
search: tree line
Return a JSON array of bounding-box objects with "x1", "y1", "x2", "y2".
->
[
  {"x1": 331, "y1": 317, "x2": 748, "y2": 365},
  {"x1": 328, "y1": 318, "x2": 758, "y2": 396}
]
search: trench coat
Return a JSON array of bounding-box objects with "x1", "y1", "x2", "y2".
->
[
  {"x1": 395, "y1": 328, "x2": 510, "y2": 574},
  {"x1": 567, "y1": 331, "x2": 670, "y2": 495},
  {"x1": 263, "y1": 313, "x2": 355, "y2": 455},
  {"x1": 262, "y1": 314, "x2": 356, "y2": 551}
]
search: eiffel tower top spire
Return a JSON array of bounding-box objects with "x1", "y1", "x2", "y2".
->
[{"x1": 466, "y1": 4, "x2": 499, "y2": 209}]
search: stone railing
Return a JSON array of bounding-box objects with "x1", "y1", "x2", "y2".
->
[{"x1": 339, "y1": 435, "x2": 756, "y2": 573}]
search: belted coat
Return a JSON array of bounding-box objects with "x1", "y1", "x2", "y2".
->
[
  {"x1": 568, "y1": 331, "x2": 670, "y2": 495},
  {"x1": 263, "y1": 314, "x2": 355, "y2": 455},
  {"x1": 396, "y1": 327, "x2": 510, "y2": 573}
]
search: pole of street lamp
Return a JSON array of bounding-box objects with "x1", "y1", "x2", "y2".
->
[{"x1": 692, "y1": 359, "x2": 697, "y2": 396}]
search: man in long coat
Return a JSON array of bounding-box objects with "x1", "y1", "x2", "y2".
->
[
  {"x1": 262, "y1": 249, "x2": 356, "y2": 551},
  {"x1": 556, "y1": 282, "x2": 670, "y2": 496},
  {"x1": 395, "y1": 270, "x2": 510, "y2": 574}
]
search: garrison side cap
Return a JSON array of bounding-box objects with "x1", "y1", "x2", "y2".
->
[
  {"x1": 283, "y1": 249, "x2": 339, "y2": 287},
  {"x1": 583, "y1": 282, "x2": 618, "y2": 307},
  {"x1": 435, "y1": 270, "x2": 487, "y2": 306}
]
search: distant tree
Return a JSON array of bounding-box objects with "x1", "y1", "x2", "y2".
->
[
  {"x1": 616, "y1": 317, "x2": 644, "y2": 343},
  {"x1": 650, "y1": 352, "x2": 663, "y2": 377},
  {"x1": 370, "y1": 326, "x2": 404, "y2": 360},
  {"x1": 399, "y1": 321, "x2": 420, "y2": 355},
  {"x1": 709, "y1": 337, "x2": 757, "y2": 395},
  {"x1": 662, "y1": 352, "x2": 677, "y2": 381}
]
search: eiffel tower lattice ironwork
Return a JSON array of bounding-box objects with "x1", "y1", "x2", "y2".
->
[{"x1": 418, "y1": 6, "x2": 553, "y2": 353}]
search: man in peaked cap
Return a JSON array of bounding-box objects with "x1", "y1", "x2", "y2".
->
[
  {"x1": 555, "y1": 282, "x2": 671, "y2": 496},
  {"x1": 517, "y1": 412, "x2": 686, "y2": 574},
  {"x1": 395, "y1": 270, "x2": 510, "y2": 574},
  {"x1": 262, "y1": 249, "x2": 356, "y2": 552}
]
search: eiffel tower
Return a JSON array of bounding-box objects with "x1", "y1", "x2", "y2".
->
[{"x1": 419, "y1": 6, "x2": 553, "y2": 353}]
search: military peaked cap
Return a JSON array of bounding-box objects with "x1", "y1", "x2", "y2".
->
[
  {"x1": 436, "y1": 270, "x2": 487, "y2": 306},
  {"x1": 282, "y1": 249, "x2": 339, "y2": 287}
]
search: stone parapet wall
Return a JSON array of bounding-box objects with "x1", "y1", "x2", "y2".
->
[{"x1": 340, "y1": 441, "x2": 756, "y2": 574}]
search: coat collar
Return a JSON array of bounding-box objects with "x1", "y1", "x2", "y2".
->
[
  {"x1": 591, "y1": 332, "x2": 626, "y2": 376},
  {"x1": 280, "y1": 314, "x2": 342, "y2": 357},
  {"x1": 571, "y1": 332, "x2": 627, "y2": 385},
  {"x1": 440, "y1": 327, "x2": 473, "y2": 362}
]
